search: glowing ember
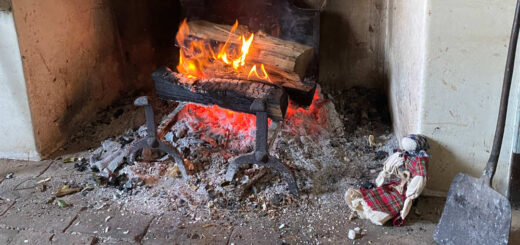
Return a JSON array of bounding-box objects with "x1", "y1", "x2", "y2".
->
[
  {"x1": 171, "y1": 87, "x2": 332, "y2": 153},
  {"x1": 173, "y1": 104, "x2": 258, "y2": 152},
  {"x1": 176, "y1": 19, "x2": 271, "y2": 82},
  {"x1": 285, "y1": 90, "x2": 330, "y2": 137}
]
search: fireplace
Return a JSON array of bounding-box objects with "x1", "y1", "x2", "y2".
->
[{"x1": 119, "y1": 0, "x2": 324, "y2": 194}]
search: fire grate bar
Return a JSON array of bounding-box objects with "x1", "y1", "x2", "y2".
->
[
  {"x1": 225, "y1": 98, "x2": 298, "y2": 195},
  {"x1": 128, "y1": 96, "x2": 188, "y2": 179}
]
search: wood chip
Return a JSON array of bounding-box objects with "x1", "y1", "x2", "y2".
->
[
  {"x1": 368, "y1": 135, "x2": 375, "y2": 146},
  {"x1": 237, "y1": 168, "x2": 270, "y2": 199},
  {"x1": 349, "y1": 212, "x2": 356, "y2": 220},
  {"x1": 166, "y1": 164, "x2": 181, "y2": 178},
  {"x1": 37, "y1": 177, "x2": 51, "y2": 184},
  {"x1": 55, "y1": 187, "x2": 82, "y2": 197}
]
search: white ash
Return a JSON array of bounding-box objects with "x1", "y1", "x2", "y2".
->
[{"x1": 86, "y1": 86, "x2": 395, "y2": 218}]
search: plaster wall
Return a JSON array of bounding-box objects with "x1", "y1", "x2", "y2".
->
[
  {"x1": 320, "y1": 0, "x2": 387, "y2": 89},
  {"x1": 0, "y1": 5, "x2": 40, "y2": 160},
  {"x1": 0, "y1": 0, "x2": 182, "y2": 160},
  {"x1": 387, "y1": 0, "x2": 520, "y2": 194},
  {"x1": 421, "y1": 0, "x2": 519, "y2": 194},
  {"x1": 385, "y1": 0, "x2": 427, "y2": 140},
  {"x1": 10, "y1": 0, "x2": 125, "y2": 158}
]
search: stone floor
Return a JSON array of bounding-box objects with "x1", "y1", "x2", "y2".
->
[{"x1": 1, "y1": 159, "x2": 519, "y2": 245}]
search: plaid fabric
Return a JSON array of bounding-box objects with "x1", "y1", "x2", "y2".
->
[
  {"x1": 403, "y1": 153, "x2": 429, "y2": 177},
  {"x1": 360, "y1": 152, "x2": 430, "y2": 222},
  {"x1": 360, "y1": 180, "x2": 405, "y2": 217}
]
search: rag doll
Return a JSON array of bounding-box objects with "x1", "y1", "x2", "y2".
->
[{"x1": 345, "y1": 134, "x2": 430, "y2": 226}]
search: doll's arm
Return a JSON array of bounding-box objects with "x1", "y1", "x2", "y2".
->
[
  {"x1": 400, "y1": 175, "x2": 426, "y2": 219},
  {"x1": 376, "y1": 152, "x2": 403, "y2": 187}
]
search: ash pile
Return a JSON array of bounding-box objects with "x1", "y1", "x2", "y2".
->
[{"x1": 85, "y1": 86, "x2": 395, "y2": 215}]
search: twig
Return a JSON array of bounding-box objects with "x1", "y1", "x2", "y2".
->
[
  {"x1": 157, "y1": 102, "x2": 187, "y2": 140},
  {"x1": 237, "y1": 168, "x2": 270, "y2": 198}
]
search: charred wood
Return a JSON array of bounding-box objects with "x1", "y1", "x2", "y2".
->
[{"x1": 153, "y1": 67, "x2": 288, "y2": 121}]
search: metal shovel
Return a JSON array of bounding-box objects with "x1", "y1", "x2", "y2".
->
[{"x1": 433, "y1": 1, "x2": 520, "y2": 244}]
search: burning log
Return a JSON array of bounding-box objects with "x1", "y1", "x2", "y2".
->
[
  {"x1": 178, "y1": 20, "x2": 315, "y2": 92},
  {"x1": 153, "y1": 67, "x2": 288, "y2": 121}
]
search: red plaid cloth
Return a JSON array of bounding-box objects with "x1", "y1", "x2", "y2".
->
[
  {"x1": 403, "y1": 152, "x2": 428, "y2": 178},
  {"x1": 360, "y1": 180, "x2": 404, "y2": 217},
  {"x1": 360, "y1": 152, "x2": 429, "y2": 225}
]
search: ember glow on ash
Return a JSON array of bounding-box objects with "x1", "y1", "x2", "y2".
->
[
  {"x1": 285, "y1": 90, "x2": 330, "y2": 136},
  {"x1": 176, "y1": 19, "x2": 271, "y2": 82},
  {"x1": 173, "y1": 104, "x2": 260, "y2": 152},
  {"x1": 173, "y1": 87, "x2": 331, "y2": 152}
]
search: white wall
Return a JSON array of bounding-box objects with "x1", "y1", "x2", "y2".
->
[
  {"x1": 387, "y1": 0, "x2": 520, "y2": 194},
  {"x1": 0, "y1": 8, "x2": 40, "y2": 160},
  {"x1": 385, "y1": 0, "x2": 427, "y2": 139}
]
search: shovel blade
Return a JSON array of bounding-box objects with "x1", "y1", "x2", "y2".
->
[{"x1": 434, "y1": 173, "x2": 511, "y2": 245}]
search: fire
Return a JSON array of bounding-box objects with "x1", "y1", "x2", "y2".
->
[
  {"x1": 233, "y1": 34, "x2": 254, "y2": 69},
  {"x1": 176, "y1": 19, "x2": 271, "y2": 82},
  {"x1": 247, "y1": 64, "x2": 271, "y2": 81}
]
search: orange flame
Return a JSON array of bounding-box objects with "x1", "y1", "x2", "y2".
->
[
  {"x1": 176, "y1": 19, "x2": 271, "y2": 82},
  {"x1": 247, "y1": 64, "x2": 271, "y2": 81},
  {"x1": 233, "y1": 34, "x2": 254, "y2": 69}
]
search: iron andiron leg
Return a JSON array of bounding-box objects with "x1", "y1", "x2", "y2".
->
[
  {"x1": 128, "y1": 96, "x2": 188, "y2": 179},
  {"x1": 225, "y1": 99, "x2": 298, "y2": 195}
]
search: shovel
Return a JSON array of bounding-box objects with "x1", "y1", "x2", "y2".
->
[{"x1": 433, "y1": 1, "x2": 519, "y2": 244}]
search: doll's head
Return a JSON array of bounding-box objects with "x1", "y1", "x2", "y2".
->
[{"x1": 401, "y1": 134, "x2": 429, "y2": 152}]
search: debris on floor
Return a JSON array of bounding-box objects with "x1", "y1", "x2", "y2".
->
[
  {"x1": 55, "y1": 185, "x2": 82, "y2": 197},
  {"x1": 345, "y1": 134, "x2": 430, "y2": 226},
  {"x1": 89, "y1": 137, "x2": 136, "y2": 178},
  {"x1": 56, "y1": 199, "x2": 70, "y2": 208},
  {"x1": 348, "y1": 227, "x2": 363, "y2": 240}
]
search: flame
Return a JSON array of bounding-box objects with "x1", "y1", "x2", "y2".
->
[
  {"x1": 216, "y1": 20, "x2": 239, "y2": 63},
  {"x1": 176, "y1": 19, "x2": 271, "y2": 82},
  {"x1": 247, "y1": 64, "x2": 271, "y2": 81},
  {"x1": 233, "y1": 34, "x2": 254, "y2": 69}
]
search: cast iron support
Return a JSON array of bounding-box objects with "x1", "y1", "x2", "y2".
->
[
  {"x1": 225, "y1": 99, "x2": 298, "y2": 195},
  {"x1": 128, "y1": 96, "x2": 188, "y2": 179}
]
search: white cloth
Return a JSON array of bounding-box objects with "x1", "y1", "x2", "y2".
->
[
  {"x1": 375, "y1": 152, "x2": 403, "y2": 187},
  {"x1": 400, "y1": 175, "x2": 426, "y2": 219}
]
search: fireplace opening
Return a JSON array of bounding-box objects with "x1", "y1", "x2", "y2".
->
[{"x1": 76, "y1": 0, "x2": 394, "y2": 208}]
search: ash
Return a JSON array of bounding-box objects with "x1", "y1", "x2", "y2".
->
[{"x1": 86, "y1": 86, "x2": 395, "y2": 218}]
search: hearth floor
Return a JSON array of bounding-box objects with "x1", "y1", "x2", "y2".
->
[
  {"x1": 2, "y1": 87, "x2": 519, "y2": 244},
  {"x1": 1, "y1": 158, "x2": 519, "y2": 244}
]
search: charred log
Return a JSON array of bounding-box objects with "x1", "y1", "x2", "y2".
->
[{"x1": 153, "y1": 66, "x2": 288, "y2": 121}]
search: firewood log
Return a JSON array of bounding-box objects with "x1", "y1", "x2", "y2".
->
[{"x1": 181, "y1": 20, "x2": 315, "y2": 91}]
